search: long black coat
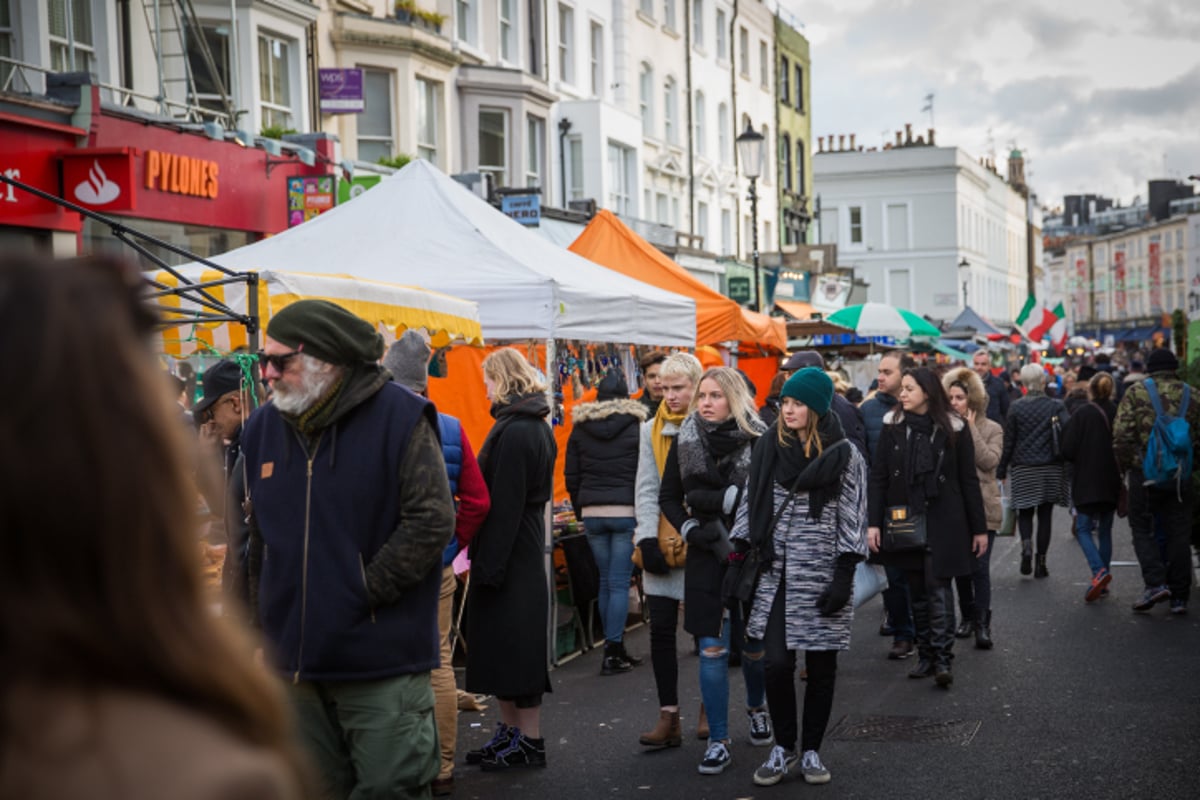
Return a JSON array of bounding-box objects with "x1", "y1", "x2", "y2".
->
[
  {"x1": 1060, "y1": 402, "x2": 1120, "y2": 513},
  {"x1": 868, "y1": 412, "x2": 987, "y2": 579},
  {"x1": 465, "y1": 406, "x2": 557, "y2": 698}
]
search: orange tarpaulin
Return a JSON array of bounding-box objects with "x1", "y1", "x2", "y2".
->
[
  {"x1": 775, "y1": 299, "x2": 815, "y2": 320},
  {"x1": 570, "y1": 210, "x2": 786, "y2": 352}
]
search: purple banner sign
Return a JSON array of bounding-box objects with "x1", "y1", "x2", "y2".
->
[{"x1": 318, "y1": 68, "x2": 364, "y2": 114}]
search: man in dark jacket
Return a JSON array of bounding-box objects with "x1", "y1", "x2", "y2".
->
[
  {"x1": 1113, "y1": 348, "x2": 1200, "y2": 615},
  {"x1": 244, "y1": 300, "x2": 454, "y2": 798},
  {"x1": 565, "y1": 371, "x2": 648, "y2": 674},
  {"x1": 781, "y1": 350, "x2": 868, "y2": 458},
  {"x1": 973, "y1": 349, "x2": 1009, "y2": 424},
  {"x1": 859, "y1": 350, "x2": 916, "y2": 659},
  {"x1": 638, "y1": 351, "x2": 666, "y2": 417}
]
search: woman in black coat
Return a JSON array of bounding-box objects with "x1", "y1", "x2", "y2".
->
[
  {"x1": 867, "y1": 367, "x2": 988, "y2": 688},
  {"x1": 1060, "y1": 372, "x2": 1121, "y2": 602},
  {"x1": 465, "y1": 349, "x2": 557, "y2": 770},
  {"x1": 659, "y1": 367, "x2": 769, "y2": 775}
]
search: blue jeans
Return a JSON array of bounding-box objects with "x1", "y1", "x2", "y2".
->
[
  {"x1": 1074, "y1": 510, "x2": 1114, "y2": 577},
  {"x1": 699, "y1": 615, "x2": 765, "y2": 742},
  {"x1": 585, "y1": 517, "x2": 636, "y2": 644},
  {"x1": 883, "y1": 565, "x2": 915, "y2": 643}
]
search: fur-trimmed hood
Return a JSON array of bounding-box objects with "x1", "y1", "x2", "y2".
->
[
  {"x1": 882, "y1": 408, "x2": 966, "y2": 431},
  {"x1": 572, "y1": 398, "x2": 649, "y2": 424},
  {"x1": 942, "y1": 367, "x2": 988, "y2": 417}
]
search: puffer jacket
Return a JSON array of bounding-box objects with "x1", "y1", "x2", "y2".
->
[
  {"x1": 564, "y1": 399, "x2": 648, "y2": 513},
  {"x1": 997, "y1": 392, "x2": 1068, "y2": 479}
]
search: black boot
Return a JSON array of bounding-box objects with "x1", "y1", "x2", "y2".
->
[
  {"x1": 934, "y1": 663, "x2": 953, "y2": 687},
  {"x1": 974, "y1": 610, "x2": 993, "y2": 650},
  {"x1": 600, "y1": 642, "x2": 632, "y2": 675},
  {"x1": 954, "y1": 616, "x2": 975, "y2": 638},
  {"x1": 1034, "y1": 554, "x2": 1049, "y2": 579},
  {"x1": 617, "y1": 641, "x2": 643, "y2": 667},
  {"x1": 908, "y1": 658, "x2": 935, "y2": 679},
  {"x1": 1019, "y1": 540, "x2": 1033, "y2": 576}
]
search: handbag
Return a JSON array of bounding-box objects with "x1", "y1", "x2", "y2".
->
[
  {"x1": 881, "y1": 505, "x2": 928, "y2": 552},
  {"x1": 630, "y1": 515, "x2": 687, "y2": 571},
  {"x1": 852, "y1": 562, "x2": 887, "y2": 609}
]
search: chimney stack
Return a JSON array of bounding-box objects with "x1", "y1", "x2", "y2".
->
[
  {"x1": 928, "y1": 128, "x2": 936, "y2": 146},
  {"x1": 849, "y1": 133, "x2": 857, "y2": 150},
  {"x1": 895, "y1": 131, "x2": 903, "y2": 146},
  {"x1": 838, "y1": 134, "x2": 846, "y2": 151},
  {"x1": 905, "y1": 123, "x2": 913, "y2": 145},
  {"x1": 817, "y1": 136, "x2": 825, "y2": 153}
]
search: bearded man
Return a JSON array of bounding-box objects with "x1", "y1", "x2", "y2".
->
[{"x1": 242, "y1": 299, "x2": 454, "y2": 799}]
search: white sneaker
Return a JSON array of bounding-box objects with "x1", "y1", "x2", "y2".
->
[
  {"x1": 801, "y1": 749, "x2": 831, "y2": 784},
  {"x1": 748, "y1": 707, "x2": 774, "y2": 746},
  {"x1": 753, "y1": 745, "x2": 799, "y2": 786},
  {"x1": 697, "y1": 740, "x2": 732, "y2": 775}
]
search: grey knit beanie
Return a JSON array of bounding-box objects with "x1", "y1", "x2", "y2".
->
[{"x1": 383, "y1": 329, "x2": 432, "y2": 392}]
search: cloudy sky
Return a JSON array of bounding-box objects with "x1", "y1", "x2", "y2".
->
[{"x1": 780, "y1": 0, "x2": 1200, "y2": 210}]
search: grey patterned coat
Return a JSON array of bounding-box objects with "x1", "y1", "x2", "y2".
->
[{"x1": 730, "y1": 447, "x2": 869, "y2": 651}]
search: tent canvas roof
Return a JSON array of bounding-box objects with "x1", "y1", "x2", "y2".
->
[
  {"x1": 568, "y1": 210, "x2": 786, "y2": 350},
  {"x1": 177, "y1": 160, "x2": 695, "y2": 346},
  {"x1": 948, "y1": 306, "x2": 1004, "y2": 337}
]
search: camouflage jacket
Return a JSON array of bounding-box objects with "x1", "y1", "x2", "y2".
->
[{"x1": 1112, "y1": 371, "x2": 1200, "y2": 474}]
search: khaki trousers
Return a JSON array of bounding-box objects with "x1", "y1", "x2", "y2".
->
[{"x1": 431, "y1": 565, "x2": 458, "y2": 780}]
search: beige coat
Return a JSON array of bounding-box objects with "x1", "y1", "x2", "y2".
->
[
  {"x1": 970, "y1": 416, "x2": 1005, "y2": 530},
  {"x1": 1, "y1": 688, "x2": 303, "y2": 800}
]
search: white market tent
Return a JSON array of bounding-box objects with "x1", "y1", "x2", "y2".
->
[{"x1": 179, "y1": 160, "x2": 695, "y2": 346}]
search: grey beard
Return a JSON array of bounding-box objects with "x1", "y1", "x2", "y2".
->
[{"x1": 272, "y1": 355, "x2": 339, "y2": 415}]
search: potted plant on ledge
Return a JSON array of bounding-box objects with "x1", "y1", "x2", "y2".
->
[{"x1": 395, "y1": 1, "x2": 446, "y2": 33}]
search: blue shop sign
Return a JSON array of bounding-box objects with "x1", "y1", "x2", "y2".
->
[{"x1": 501, "y1": 193, "x2": 541, "y2": 226}]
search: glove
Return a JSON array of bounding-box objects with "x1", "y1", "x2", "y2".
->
[
  {"x1": 637, "y1": 538, "x2": 671, "y2": 575},
  {"x1": 686, "y1": 486, "x2": 739, "y2": 515},
  {"x1": 683, "y1": 519, "x2": 721, "y2": 550},
  {"x1": 816, "y1": 553, "x2": 860, "y2": 616}
]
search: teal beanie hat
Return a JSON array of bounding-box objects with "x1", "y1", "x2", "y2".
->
[{"x1": 780, "y1": 367, "x2": 834, "y2": 416}]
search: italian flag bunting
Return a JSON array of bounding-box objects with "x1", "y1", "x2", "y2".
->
[
  {"x1": 1027, "y1": 302, "x2": 1064, "y2": 343},
  {"x1": 1047, "y1": 303, "x2": 1068, "y2": 351},
  {"x1": 1015, "y1": 295, "x2": 1037, "y2": 335}
]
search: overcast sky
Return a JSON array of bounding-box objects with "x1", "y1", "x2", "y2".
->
[{"x1": 780, "y1": 0, "x2": 1200, "y2": 210}]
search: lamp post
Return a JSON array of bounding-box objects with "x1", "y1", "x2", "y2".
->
[
  {"x1": 958, "y1": 257, "x2": 970, "y2": 308},
  {"x1": 736, "y1": 123, "x2": 765, "y2": 311},
  {"x1": 558, "y1": 117, "x2": 573, "y2": 208}
]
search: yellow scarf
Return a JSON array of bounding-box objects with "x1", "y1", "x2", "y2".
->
[{"x1": 650, "y1": 402, "x2": 688, "y2": 474}]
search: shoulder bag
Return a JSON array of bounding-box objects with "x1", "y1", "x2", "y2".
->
[{"x1": 881, "y1": 443, "x2": 944, "y2": 553}]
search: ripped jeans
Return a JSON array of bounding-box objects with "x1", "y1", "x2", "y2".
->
[{"x1": 698, "y1": 610, "x2": 766, "y2": 742}]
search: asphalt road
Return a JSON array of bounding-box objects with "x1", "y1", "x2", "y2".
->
[{"x1": 451, "y1": 507, "x2": 1200, "y2": 800}]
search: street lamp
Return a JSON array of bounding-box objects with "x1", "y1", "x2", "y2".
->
[
  {"x1": 736, "y1": 123, "x2": 765, "y2": 311},
  {"x1": 958, "y1": 257, "x2": 970, "y2": 308}
]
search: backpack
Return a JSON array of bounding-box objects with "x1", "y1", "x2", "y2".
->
[{"x1": 1141, "y1": 377, "x2": 1192, "y2": 494}]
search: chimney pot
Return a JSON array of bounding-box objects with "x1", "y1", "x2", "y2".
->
[
  {"x1": 905, "y1": 123, "x2": 913, "y2": 144},
  {"x1": 895, "y1": 131, "x2": 903, "y2": 146},
  {"x1": 838, "y1": 134, "x2": 846, "y2": 151},
  {"x1": 817, "y1": 136, "x2": 824, "y2": 153},
  {"x1": 849, "y1": 133, "x2": 857, "y2": 150},
  {"x1": 928, "y1": 128, "x2": 936, "y2": 146}
]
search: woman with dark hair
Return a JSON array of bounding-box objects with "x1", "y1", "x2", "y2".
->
[
  {"x1": 0, "y1": 256, "x2": 308, "y2": 799},
  {"x1": 759, "y1": 372, "x2": 788, "y2": 428},
  {"x1": 867, "y1": 368, "x2": 988, "y2": 687},
  {"x1": 1061, "y1": 372, "x2": 1122, "y2": 602}
]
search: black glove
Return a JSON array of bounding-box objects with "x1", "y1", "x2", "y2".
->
[
  {"x1": 686, "y1": 488, "x2": 725, "y2": 513},
  {"x1": 683, "y1": 519, "x2": 721, "y2": 550},
  {"x1": 638, "y1": 538, "x2": 671, "y2": 575},
  {"x1": 816, "y1": 553, "x2": 861, "y2": 616}
]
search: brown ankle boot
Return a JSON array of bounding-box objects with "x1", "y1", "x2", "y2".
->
[
  {"x1": 638, "y1": 709, "x2": 682, "y2": 748},
  {"x1": 696, "y1": 703, "x2": 709, "y2": 740}
]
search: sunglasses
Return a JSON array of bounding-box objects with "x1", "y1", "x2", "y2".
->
[{"x1": 257, "y1": 349, "x2": 302, "y2": 373}]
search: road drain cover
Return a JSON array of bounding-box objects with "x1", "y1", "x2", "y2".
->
[{"x1": 826, "y1": 715, "x2": 980, "y2": 745}]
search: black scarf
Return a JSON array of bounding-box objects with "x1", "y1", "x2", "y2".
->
[
  {"x1": 478, "y1": 392, "x2": 550, "y2": 472},
  {"x1": 745, "y1": 412, "x2": 851, "y2": 562},
  {"x1": 901, "y1": 412, "x2": 940, "y2": 511},
  {"x1": 676, "y1": 413, "x2": 762, "y2": 489}
]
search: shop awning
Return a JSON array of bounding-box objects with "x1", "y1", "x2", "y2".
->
[
  {"x1": 569, "y1": 210, "x2": 786, "y2": 351},
  {"x1": 935, "y1": 341, "x2": 974, "y2": 361},
  {"x1": 775, "y1": 299, "x2": 815, "y2": 320}
]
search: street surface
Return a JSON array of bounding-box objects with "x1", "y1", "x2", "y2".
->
[{"x1": 452, "y1": 507, "x2": 1200, "y2": 799}]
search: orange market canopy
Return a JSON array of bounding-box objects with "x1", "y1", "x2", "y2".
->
[{"x1": 569, "y1": 210, "x2": 787, "y2": 352}]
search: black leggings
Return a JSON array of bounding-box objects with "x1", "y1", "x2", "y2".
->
[
  {"x1": 761, "y1": 586, "x2": 838, "y2": 753},
  {"x1": 1018, "y1": 502, "x2": 1054, "y2": 554},
  {"x1": 646, "y1": 594, "x2": 680, "y2": 707}
]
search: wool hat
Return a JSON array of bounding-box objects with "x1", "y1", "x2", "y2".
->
[
  {"x1": 780, "y1": 367, "x2": 834, "y2": 416},
  {"x1": 597, "y1": 371, "x2": 629, "y2": 401},
  {"x1": 782, "y1": 350, "x2": 825, "y2": 372},
  {"x1": 194, "y1": 359, "x2": 243, "y2": 416},
  {"x1": 266, "y1": 299, "x2": 384, "y2": 367},
  {"x1": 1146, "y1": 348, "x2": 1179, "y2": 375},
  {"x1": 383, "y1": 330, "x2": 432, "y2": 392}
]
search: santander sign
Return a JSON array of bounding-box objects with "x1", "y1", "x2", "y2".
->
[{"x1": 73, "y1": 159, "x2": 122, "y2": 205}]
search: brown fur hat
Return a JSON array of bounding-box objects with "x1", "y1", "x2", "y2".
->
[{"x1": 942, "y1": 366, "x2": 988, "y2": 416}]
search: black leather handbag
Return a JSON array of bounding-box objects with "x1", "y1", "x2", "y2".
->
[{"x1": 881, "y1": 505, "x2": 928, "y2": 552}]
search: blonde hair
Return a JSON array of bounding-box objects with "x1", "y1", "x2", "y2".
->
[
  {"x1": 1089, "y1": 371, "x2": 1115, "y2": 402},
  {"x1": 695, "y1": 367, "x2": 763, "y2": 437},
  {"x1": 826, "y1": 370, "x2": 851, "y2": 396},
  {"x1": 942, "y1": 366, "x2": 988, "y2": 416},
  {"x1": 659, "y1": 352, "x2": 703, "y2": 385},
  {"x1": 482, "y1": 348, "x2": 547, "y2": 404}
]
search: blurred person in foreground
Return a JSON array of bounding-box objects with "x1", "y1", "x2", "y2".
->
[
  {"x1": 245, "y1": 300, "x2": 454, "y2": 798},
  {"x1": 0, "y1": 255, "x2": 308, "y2": 799}
]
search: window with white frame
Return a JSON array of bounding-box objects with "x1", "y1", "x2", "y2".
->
[
  {"x1": 356, "y1": 69, "x2": 393, "y2": 163},
  {"x1": 656, "y1": 192, "x2": 668, "y2": 224},
  {"x1": 715, "y1": 10, "x2": 727, "y2": 59},
  {"x1": 479, "y1": 108, "x2": 508, "y2": 188},
  {"x1": 759, "y1": 40, "x2": 768, "y2": 89},
  {"x1": 185, "y1": 23, "x2": 232, "y2": 113},
  {"x1": 664, "y1": 0, "x2": 676, "y2": 30},
  {"x1": 500, "y1": 0, "x2": 517, "y2": 62},
  {"x1": 258, "y1": 33, "x2": 293, "y2": 130},
  {"x1": 849, "y1": 205, "x2": 863, "y2": 244},
  {"x1": 526, "y1": 115, "x2": 545, "y2": 190},
  {"x1": 721, "y1": 208, "x2": 732, "y2": 255},
  {"x1": 781, "y1": 133, "x2": 791, "y2": 191},
  {"x1": 796, "y1": 139, "x2": 805, "y2": 192},
  {"x1": 696, "y1": 200, "x2": 709, "y2": 246},
  {"x1": 639, "y1": 63, "x2": 654, "y2": 137},
  {"x1": 0, "y1": 1, "x2": 12, "y2": 88},
  {"x1": 49, "y1": 0, "x2": 94, "y2": 74},
  {"x1": 590, "y1": 21, "x2": 602, "y2": 96},
  {"x1": 528, "y1": 0, "x2": 544, "y2": 75},
  {"x1": 760, "y1": 124, "x2": 769, "y2": 183},
  {"x1": 717, "y1": 103, "x2": 729, "y2": 161},
  {"x1": 692, "y1": 0, "x2": 704, "y2": 47},
  {"x1": 764, "y1": 220, "x2": 772, "y2": 249},
  {"x1": 693, "y1": 90, "x2": 706, "y2": 156},
  {"x1": 457, "y1": 0, "x2": 477, "y2": 45},
  {"x1": 738, "y1": 26, "x2": 748, "y2": 75},
  {"x1": 779, "y1": 56, "x2": 789, "y2": 105},
  {"x1": 640, "y1": 0, "x2": 653, "y2": 18},
  {"x1": 416, "y1": 78, "x2": 440, "y2": 164},
  {"x1": 664, "y1": 76, "x2": 678, "y2": 144},
  {"x1": 607, "y1": 142, "x2": 634, "y2": 216},
  {"x1": 567, "y1": 135, "x2": 584, "y2": 201},
  {"x1": 558, "y1": 4, "x2": 574, "y2": 85},
  {"x1": 672, "y1": 196, "x2": 680, "y2": 229},
  {"x1": 820, "y1": 207, "x2": 838, "y2": 244},
  {"x1": 795, "y1": 64, "x2": 804, "y2": 111},
  {"x1": 644, "y1": 189, "x2": 652, "y2": 216}
]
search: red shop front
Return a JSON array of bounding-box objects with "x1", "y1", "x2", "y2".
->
[
  {"x1": 0, "y1": 110, "x2": 84, "y2": 255},
  {"x1": 71, "y1": 109, "x2": 334, "y2": 262}
]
